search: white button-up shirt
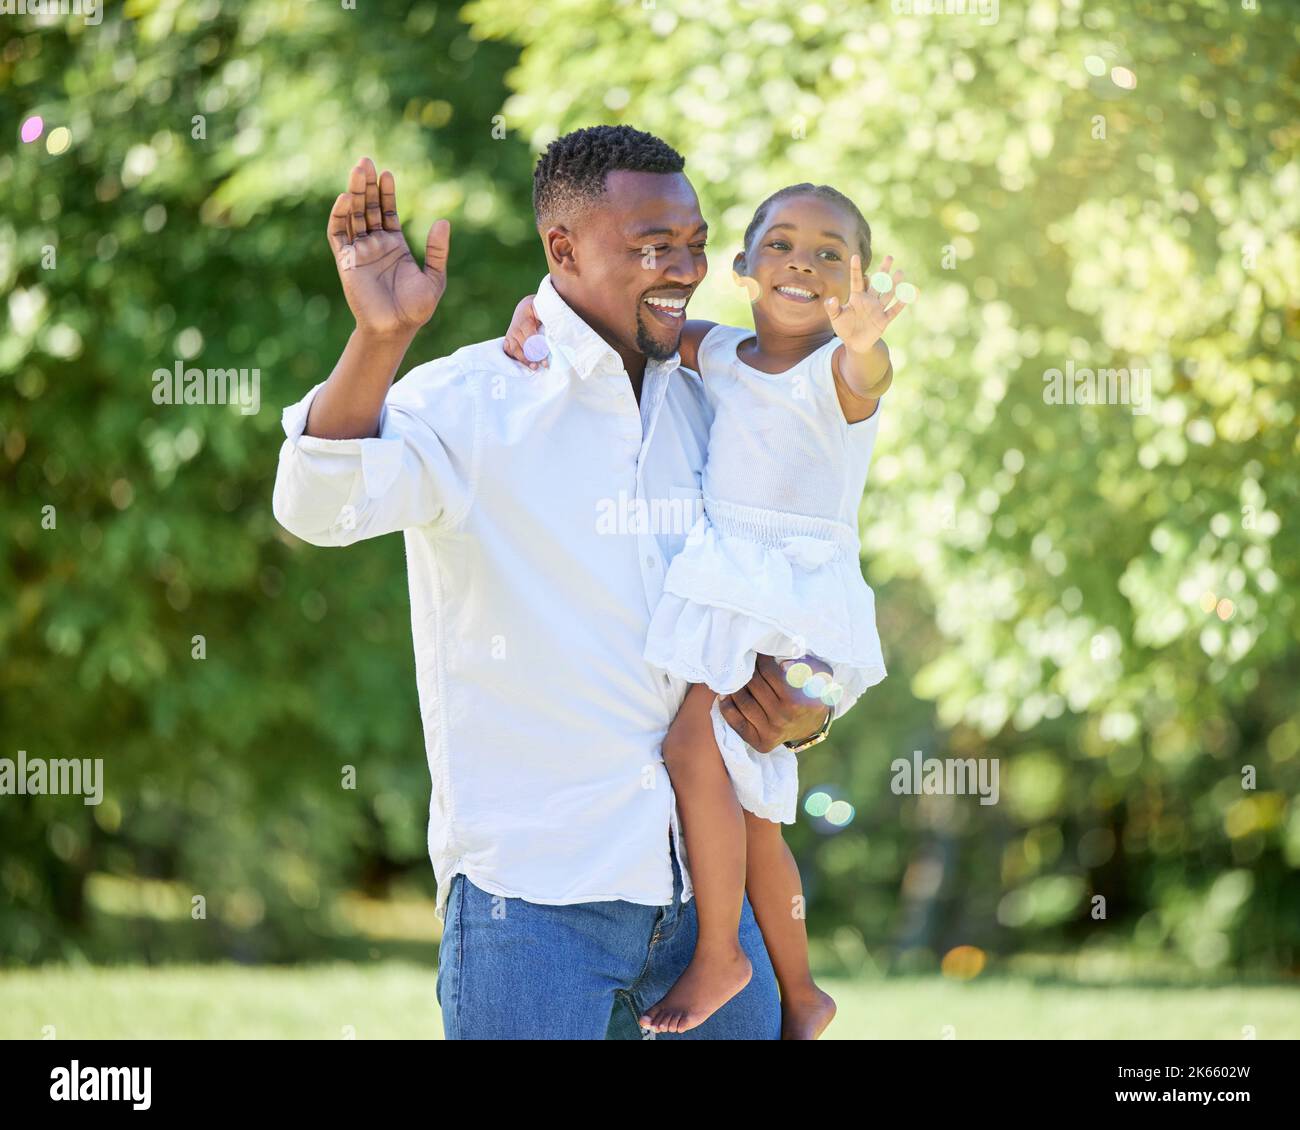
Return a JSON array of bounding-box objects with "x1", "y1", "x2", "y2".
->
[{"x1": 272, "y1": 276, "x2": 712, "y2": 921}]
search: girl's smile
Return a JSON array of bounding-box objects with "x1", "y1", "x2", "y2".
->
[{"x1": 773, "y1": 282, "x2": 819, "y2": 303}]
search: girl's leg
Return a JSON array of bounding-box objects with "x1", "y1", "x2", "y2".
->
[
  {"x1": 743, "y1": 810, "x2": 837, "y2": 1039},
  {"x1": 639, "y1": 683, "x2": 752, "y2": 1034}
]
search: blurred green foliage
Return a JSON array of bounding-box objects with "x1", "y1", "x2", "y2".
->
[
  {"x1": 3, "y1": 0, "x2": 1298, "y2": 974},
  {"x1": 2, "y1": 0, "x2": 543, "y2": 963}
]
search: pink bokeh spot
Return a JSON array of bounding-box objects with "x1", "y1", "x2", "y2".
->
[{"x1": 21, "y1": 116, "x2": 44, "y2": 144}]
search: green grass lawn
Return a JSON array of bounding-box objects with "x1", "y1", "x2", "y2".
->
[{"x1": 2, "y1": 963, "x2": 1296, "y2": 1039}]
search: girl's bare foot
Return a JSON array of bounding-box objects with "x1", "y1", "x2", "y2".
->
[
  {"x1": 639, "y1": 943, "x2": 752, "y2": 1034},
  {"x1": 781, "y1": 986, "x2": 837, "y2": 1039}
]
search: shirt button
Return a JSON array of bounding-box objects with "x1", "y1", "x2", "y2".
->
[{"x1": 645, "y1": 555, "x2": 656, "y2": 568}]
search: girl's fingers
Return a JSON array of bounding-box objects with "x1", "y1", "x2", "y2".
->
[
  {"x1": 379, "y1": 169, "x2": 401, "y2": 232},
  {"x1": 882, "y1": 283, "x2": 918, "y2": 320},
  {"x1": 521, "y1": 301, "x2": 548, "y2": 367},
  {"x1": 849, "y1": 253, "x2": 863, "y2": 294},
  {"x1": 878, "y1": 254, "x2": 894, "y2": 275},
  {"x1": 504, "y1": 329, "x2": 544, "y2": 370},
  {"x1": 504, "y1": 334, "x2": 530, "y2": 367},
  {"x1": 893, "y1": 283, "x2": 920, "y2": 311}
]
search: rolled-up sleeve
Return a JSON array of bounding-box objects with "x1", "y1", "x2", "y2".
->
[{"x1": 271, "y1": 360, "x2": 475, "y2": 547}]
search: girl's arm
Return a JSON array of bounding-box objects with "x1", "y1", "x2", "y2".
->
[
  {"x1": 501, "y1": 296, "x2": 717, "y2": 376},
  {"x1": 832, "y1": 340, "x2": 892, "y2": 423},
  {"x1": 827, "y1": 252, "x2": 911, "y2": 423},
  {"x1": 678, "y1": 319, "x2": 716, "y2": 375}
]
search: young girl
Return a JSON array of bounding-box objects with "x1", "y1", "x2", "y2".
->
[{"x1": 503, "y1": 184, "x2": 912, "y2": 1038}]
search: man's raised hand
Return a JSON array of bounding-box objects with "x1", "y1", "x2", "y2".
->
[{"x1": 327, "y1": 157, "x2": 450, "y2": 340}]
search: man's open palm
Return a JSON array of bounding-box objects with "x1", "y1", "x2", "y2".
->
[{"x1": 327, "y1": 157, "x2": 450, "y2": 338}]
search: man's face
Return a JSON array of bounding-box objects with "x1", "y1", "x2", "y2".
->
[{"x1": 558, "y1": 171, "x2": 708, "y2": 361}]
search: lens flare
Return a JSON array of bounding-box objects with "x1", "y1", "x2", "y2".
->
[
  {"x1": 825, "y1": 800, "x2": 855, "y2": 827},
  {"x1": 894, "y1": 281, "x2": 918, "y2": 303},
  {"x1": 804, "y1": 672, "x2": 830, "y2": 699},
  {"x1": 522, "y1": 334, "x2": 549, "y2": 363},
  {"x1": 784, "y1": 661, "x2": 812, "y2": 689},
  {"x1": 732, "y1": 269, "x2": 762, "y2": 303},
  {"x1": 21, "y1": 116, "x2": 44, "y2": 144},
  {"x1": 869, "y1": 272, "x2": 893, "y2": 293},
  {"x1": 803, "y1": 790, "x2": 832, "y2": 817},
  {"x1": 941, "y1": 944, "x2": 987, "y2": 980},
  {"x1": 1111, "y1": 66, "x2": 1137, "y2": 90},
  {"x1": 46, "y1": 127, "x2": 71, "y2": 156},
  {"x1": 804, "y1": 784, "x2": 854, "y2": 834}
]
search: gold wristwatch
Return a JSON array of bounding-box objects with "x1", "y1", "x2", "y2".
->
[{"x1": 784, "y1": 706, "x2": 833, "y2": 753}]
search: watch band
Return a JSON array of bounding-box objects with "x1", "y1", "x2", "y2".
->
[{"x1": 784, "y1": 706, "x2": 833, "y2": 753}]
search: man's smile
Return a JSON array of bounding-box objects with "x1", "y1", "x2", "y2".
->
[{"x1": 642, "y1": 290, "x2": 691, "y2": 323}]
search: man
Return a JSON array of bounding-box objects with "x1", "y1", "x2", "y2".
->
[{"x1": 272, "y1": 125, "x2": 833, "y2": 1039}]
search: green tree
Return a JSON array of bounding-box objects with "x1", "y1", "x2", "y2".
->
[
  {"x1": 462, "y1": 0, "x2": 1300, "y2": 972},
  {"x1": 1, "y1": 0, "x2": 543, "y2": 963}
]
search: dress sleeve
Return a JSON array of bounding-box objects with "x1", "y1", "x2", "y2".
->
[{"x1": 694, "y1": 323, "x2": 742, "y2": 378}]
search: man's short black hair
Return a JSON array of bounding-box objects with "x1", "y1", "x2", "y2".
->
[{"x1": 532, "y1": 125, "x2": 686, "y2": 228}]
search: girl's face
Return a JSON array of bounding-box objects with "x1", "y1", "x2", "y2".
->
[{"x1": 736, "y1": 194, "x2": 866, "y2": 333}]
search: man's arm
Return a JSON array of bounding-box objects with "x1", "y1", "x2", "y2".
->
[
  {"x1": 719, "y1": 654, "x2": 834, "y2": 753},
  {"x1": 272, "y1": 158, "x2": 470, "y2": 546},
  {"x1": 272, "y1": 359, "x2": 474, "y2": 547}
]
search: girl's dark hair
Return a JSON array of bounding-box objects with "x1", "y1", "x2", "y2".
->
[{"x1": 741, "y1": 183, "x2": 872, "y2": 268}]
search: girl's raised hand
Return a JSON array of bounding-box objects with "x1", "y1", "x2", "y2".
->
[{"x1": 825, "y1": 254, "x2": 914, "y2": 354}]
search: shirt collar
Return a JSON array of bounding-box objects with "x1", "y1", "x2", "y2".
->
[{"x1": 532, "y1": 274, "x2": 691, "y2": 382}]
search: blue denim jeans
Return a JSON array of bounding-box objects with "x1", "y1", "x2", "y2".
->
[{"x1": 436, "y1": 839, "x2": 781, "y2": 1039}]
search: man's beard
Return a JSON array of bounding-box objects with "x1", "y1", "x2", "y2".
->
[{"x1": 635, "y1": 308, "x2": 681, "y2": 362}]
